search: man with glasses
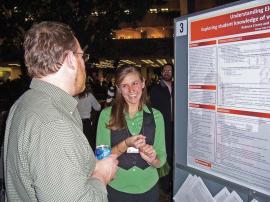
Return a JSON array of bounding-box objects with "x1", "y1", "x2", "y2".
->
[
  {"x1": 4, "y1": 21, "x2": 118, "y2": 201},
  {"x1": 73, "y1": 52, "x2": 90, "y2": 63},
  {"x1": 150, "y1": 63, "x2": 174, "y2": 197}
]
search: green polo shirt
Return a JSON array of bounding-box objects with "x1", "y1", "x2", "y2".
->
[
  {"x1": 96, "y1": 106, "x2": 166, "y2": 194},
  {"x1": 4, "y1": 79, "x2": 107, "y2": 201}
]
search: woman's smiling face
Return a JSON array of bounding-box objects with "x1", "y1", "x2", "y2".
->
[{"x1": 118, "y1": 72, "x2": 145, "y2": 108}]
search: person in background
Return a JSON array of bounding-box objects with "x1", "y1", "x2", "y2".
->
[
  {"x1": 94, "y1": 74, "x2": 108, "y2": 101},
  {"x1": 4, "y1": 21, "x2": 118, "y2": 201},
  {"x1": 96, "y1": 65, "x2": 166, "y2": 202},
  {"x1": 149, "y1": 63, "x2": 174, "y2": 195},
  {"x1": 75, "y1": 82, "x2": 101, "y2": 149},
  {"x1": 105, "y1": 76, "x2": 116, "y2": 106}
]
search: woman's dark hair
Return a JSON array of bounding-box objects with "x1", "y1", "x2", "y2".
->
[
  {"x1": 78, "y1": 82, "x2": 92, "y2": 99},
  {"x1": 107, "y1": 65, "x2": 149, "y2": 130}
]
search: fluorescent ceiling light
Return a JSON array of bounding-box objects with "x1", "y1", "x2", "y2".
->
[{"x1": 8, "y1": 63, "x2": 20, "y2": 67}]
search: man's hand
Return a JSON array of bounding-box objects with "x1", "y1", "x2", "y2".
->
[{"x1": 91, "y1": 154, "x2": 118, "y2": 185}]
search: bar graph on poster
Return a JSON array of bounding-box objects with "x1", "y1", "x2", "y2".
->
[{"x1": 187, "y1": 0, "x2": 270, "y2": 196}]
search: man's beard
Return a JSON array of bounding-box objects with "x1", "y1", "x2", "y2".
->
[
  {"x1": 163, "y1": 75, "x2": 172, "y2": 82},
  {"x1": 74, "y1": 64, "x2": 86, "y2": 95}
]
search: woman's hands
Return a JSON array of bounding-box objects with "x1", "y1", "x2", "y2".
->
[
  {"x1": 126, "y1": 134, "x2": 160, "y2": 167},
  {"x1": 139, "y1": 144, "x2": 160, "y2": 168},
  {"x1": 125, "y1": 134, "x2": 146, "y2": 148},
  {"x1": 112, "y1": 134, "x2": 160, "y2": 167},
  {"x1": 112, "y1": 134, "x2": 146, "y2": 156}
]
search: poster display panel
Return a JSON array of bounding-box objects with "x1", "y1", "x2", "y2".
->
[{"x1": 187, "y1": 0, "x2": 270, "y2": 195}]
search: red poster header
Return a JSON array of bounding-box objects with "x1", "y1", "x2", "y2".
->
[
  {"x1": 189, "y1": 85, "x2": 216, "y2": 90},
  {"x1": 189, "y1": 40, "x2": 216, "y2": 47},
  {"x1": 191, "y1": 4, "x2": 270, "y2": 41},
  {"x1": 218, "y1": 32, "x2": 270, "y2": 44},
  {"x1": 189, "y1": 103, "x2": 216, "y2": 110},
  {"x1": 218, "y1": 108, "x2": 270, "y2": 119}
]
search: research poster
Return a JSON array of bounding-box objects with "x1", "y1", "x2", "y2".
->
[{"x1": 187, "y1": 0, "x2": 270, "y2": 195}]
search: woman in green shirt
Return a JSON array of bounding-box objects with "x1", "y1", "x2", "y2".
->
[{"x1": 96, "y1": 65, "x2": 166, "y2": 202}]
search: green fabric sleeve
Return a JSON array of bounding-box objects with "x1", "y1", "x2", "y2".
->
[{"x1": 96, "y1": 107, "x2": 112, "y2": 147}]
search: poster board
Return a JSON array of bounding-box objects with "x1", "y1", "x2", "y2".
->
[{"x1": 174, "y1": 0, "x2": 270, "y2": 201}]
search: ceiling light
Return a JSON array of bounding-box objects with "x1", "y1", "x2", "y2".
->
[
  {"x1": 141, "y1": 59, "x2": 154, "y2": 64},
  {"x1": 156, "y1": 59, "x2": 167, "y2": 65},
  {"x1": 161, "y1": 8, "x2": 169, "y2": 12},
  {"x1": 8, "y1": 63, "x2": 20, "y2": 67},
  {"x1": 120, "y1": 60, "x2": 135, "y2": 64},
  {"x1": 141, "y1": 60, "x2": 149, "y2": 64}
]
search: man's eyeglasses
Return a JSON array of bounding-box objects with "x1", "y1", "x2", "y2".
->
[{"x1": 73, "y1": 52, "x2": 90, "y2": 62}]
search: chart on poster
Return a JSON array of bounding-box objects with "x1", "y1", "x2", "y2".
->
[{"x1": 187, "y1": 0, "x2": 270, "y2": 196}]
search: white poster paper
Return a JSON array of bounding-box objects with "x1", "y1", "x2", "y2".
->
[{"x1": 187, "y1": 0, "x2": 270, "y2": 196}]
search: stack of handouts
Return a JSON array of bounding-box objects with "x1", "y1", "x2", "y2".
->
[
  {"x1": 214, "y1": 187, "x2": 243, "y2": 202},
  {"x1": 173, "y1": 174, "x2": 246, "y2": 202}
]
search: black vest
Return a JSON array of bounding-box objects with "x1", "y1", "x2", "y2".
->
[{"x1": 111, "y1": 110, "x2": 156, "y2": 170}]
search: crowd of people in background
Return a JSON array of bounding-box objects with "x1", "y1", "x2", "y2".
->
[
  {"x1": 0, "y1": 63, "x2": 174, "y2": 200},
  {"x1": 79, "y1": 65, "x2": 173, "y2": 138},
  {"x1": 0, "y1": 63, "x2": 174, "y2": 201},
  {"x1": 0, "y1": 63, "x2": 172, "y2": 147},
  {"x1": 75, "y1": 82, "x2": 101, "y2": 149}
]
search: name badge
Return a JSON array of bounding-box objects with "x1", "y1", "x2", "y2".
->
[{"x1": 127, "y1": 147, "x2": 139, "y2": 153}]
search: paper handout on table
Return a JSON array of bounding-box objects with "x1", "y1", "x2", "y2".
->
[
  {"x1": 224, "y1": 191, "x2": 243, "y2": 202},
  {"x1": 173, "y1": 174, "x2": 215, "y2": 202},
  {"x1": 214, "y1": 187, "x2": 230, "y2": 202},
  {"x1": 214, "y1": 187, "x2": 243, "y2": 202},
  {"x1": 173, "y1": 174, "x2": 195, "y2": 201}
]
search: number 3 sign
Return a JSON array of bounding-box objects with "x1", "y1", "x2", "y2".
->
[{"x1": 176, "y1": 20, "x2": 187, "y2": 37}]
